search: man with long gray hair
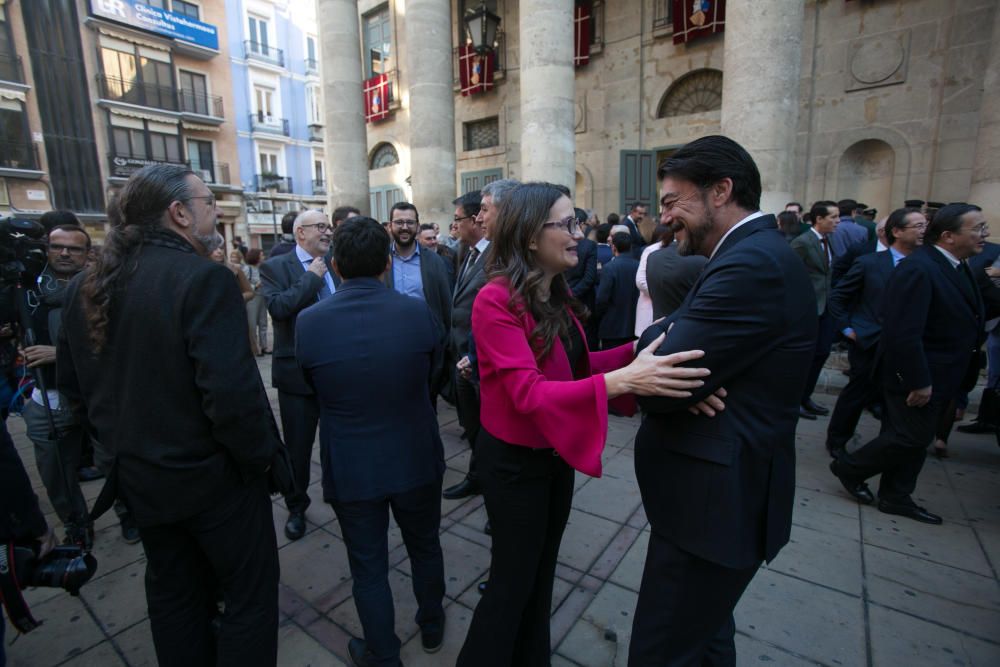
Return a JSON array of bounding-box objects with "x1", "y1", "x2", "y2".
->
[{"x1": 57, "y1": 164, "x2": 282, "y2": 665}]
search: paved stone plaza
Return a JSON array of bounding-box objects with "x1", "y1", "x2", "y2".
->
[{"x1": 5, "y1": 357, "x2": 1000, "y2": 666}]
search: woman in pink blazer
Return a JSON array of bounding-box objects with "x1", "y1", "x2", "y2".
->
[{"x1": 457, "y1": 183, "x2": 710, "y2": 667}]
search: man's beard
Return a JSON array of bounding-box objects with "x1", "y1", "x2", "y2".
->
[
  {"x1": 675, "y1": 213, "x2": 713, "y2": 257},
  {"x1": 394, "y1": 233, "x2": 415, "y2": 250},
  {"x1": 196, "y1": 231, "x2": 225, "y2": 255}
]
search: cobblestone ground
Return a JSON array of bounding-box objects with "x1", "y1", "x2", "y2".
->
[{"x1": 5, "y1": 356, "x2": 1000, "y2": 666}]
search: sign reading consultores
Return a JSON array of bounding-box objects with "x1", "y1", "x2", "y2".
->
[{"x1": 90, "y1": 0, "x2": 219, "y2": 51}]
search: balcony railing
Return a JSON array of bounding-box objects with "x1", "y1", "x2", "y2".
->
[
  {"x1": 452, "y1": 32, "x2": 507, "y2": 88},
  {"x1": 256, "y1": 174, "x2": 292, "y2": 193},
  {"x1": 244, "y1": 40, "x2": 285, "y2": 67},
  {"x1": 0, "y1": 141, "x2": 38, "y2": 170},
  {"x1": 97, "y1": 75, "x2": 179, "y2": 112},
  {"x1": 0, "y1": 52, "x2": 24, "y2": 84},
  {"x1": 179, "y1": 89, "x2": 224, "y2": 118},
  {"x1": 190, "y1": 161, "x2": 231, "y2": 186},
  {"x1": 308, "y1": 123, "x2": 324, "y2": 142},
  {"x1": 249, "y1": 112, "x2": 290, "y2": 136},
  {"x1": 305, "y1": 57, "x2": 319, "y2": 74},
  {"x1": 312, "y1": 179, "x2": 327, "y2": 195}
]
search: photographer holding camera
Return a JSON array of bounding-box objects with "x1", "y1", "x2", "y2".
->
[{"x1": 20, "y1": 222, "x2": 98, "y2": 549}]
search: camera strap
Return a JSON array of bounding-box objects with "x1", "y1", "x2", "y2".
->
[{"x1": 0, "y1": 543, "x2": 41, "y2": 633}]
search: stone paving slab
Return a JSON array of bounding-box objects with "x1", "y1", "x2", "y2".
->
[{"x1": 5, "y1": 356, "x2": 1000, "y2": 666}]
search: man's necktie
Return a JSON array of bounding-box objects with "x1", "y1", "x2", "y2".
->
[
  {"x1": 960, "y1": 261, "x2": 978, "y2": 300},
  {"x1": 460, "y1": 247, "x2": 480, "y2": 285},
  {"x1": 821, "y1": 237, "x2": 831, "y2": 269}
]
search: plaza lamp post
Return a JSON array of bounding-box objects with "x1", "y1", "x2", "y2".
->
[{"x1": 464, "y1": 2, "x2": 501, "y2": 54}]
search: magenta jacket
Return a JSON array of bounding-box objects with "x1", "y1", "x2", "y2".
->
[{"x1": 472, "y1": 278, "x2": 637, "y2": 478}]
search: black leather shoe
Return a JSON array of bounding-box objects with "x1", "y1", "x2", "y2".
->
[
  {"x1": 347, "y1": 638, "x2": 371, "y2": 667},
  {"x1": 878, "y1": 499, "x2": 942, "y2": 525},
  {"x1": 442, "y1": 477, "x2": 481, "y2": 500},
  {"x1": 477, "y1": 580, "x2": 488, "y2": 595},
  {"x1": 77, "y1": 466, "x2": 104, "y2": 482},
  {"x1": 802, "y1": 398, "x2": 830, "y2": 416},
  {"x1": 120, "y1": 514, "x2": 141, "y2": 545},
  {"x1": 421, "y1": 619, "x2": 445, "y2": 653},
  {"x1": 829, "y1": 461, "x2": 874, "y2": 504},
  {"x1": 798, "y1": 406, "x2": 817, "y2": 420},
  {"x1": 957, "y1": 421, "x2": 997, "y2": 434},
  {"x1": 284, "y1": 512, "x2": 306, "y2": 541}
]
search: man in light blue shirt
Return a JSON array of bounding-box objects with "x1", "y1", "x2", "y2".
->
[{"x1": 388, "y1": 203, "x2": 424, "y2": 300}]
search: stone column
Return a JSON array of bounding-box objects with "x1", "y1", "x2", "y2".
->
[
  {"x1": 317, "y1": 0, "x2": 370, "y2": 212},
  {"x1": 720, "y1": 0, "x2": 805, "y2": 214},
  {"x1": 519, "y1": 0, "x2": 575, "y2": 190},
  {"x1": 969, "y1": 6, "x2": 1000, "y2": 218},
  {"x1": 405, "y1": 0, "x2": 456, "y2": 217}
]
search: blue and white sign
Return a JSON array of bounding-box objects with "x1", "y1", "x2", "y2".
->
[{"x1": 90, "y1": 0, "x2": 219, "y2": 52}]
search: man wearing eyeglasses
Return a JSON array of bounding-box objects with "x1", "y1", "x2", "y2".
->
[
  {"x1": 261, "y1": 209, "x2": 340, "y2": 540},
  {"x1": 21, "y1": 222, "x2": 99, "y2": 549},
  {"x1": 831, "y1": 204, "x2": 989, "y2": 525},
  {"x1": 384, "y1": 202, "x2": 452, "y2": 393}
]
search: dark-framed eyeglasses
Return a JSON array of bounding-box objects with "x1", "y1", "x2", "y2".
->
[
  {"x1": 187, "y1": 195, "x2": 217, "y2": 208},
  {"x1": 542, "y1": 216, "x2": 579, "y2": 234},
  {"x1": 300, "y1": 222, "x2": 332, "y2": 233},
  {"x1": 391, "y1": 219, "x2": 418, "y2": 228},
  {"x1": 48, "y1": 243, "x2": 88, "y2": 256},
  {"x1": 454, "y1": 214, "x2": 475, "y2": 223}
]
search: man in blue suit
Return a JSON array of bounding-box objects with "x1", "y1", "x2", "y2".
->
[
  {"x1": 596, "y1": 232, "x2": 640, "y2": 349},
  {"x1": 295, "y1": 218, "x2": 446, "y2": 667},
  {"x1": 630, "y1": 136, "x2": 817, "y2": 666},
  {"x1": 830, "y1": 204, "x2": 988, "y2": 524},
  {"x1": 825, "y1": 207, "x2": 925, "y2": 456}
]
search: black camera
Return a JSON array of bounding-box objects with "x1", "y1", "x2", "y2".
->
[
  {"x1": 0, "y1": 542, "x2": 98, "y2": 633},
  {"x1": 0, "y1": 216, "x2": 48, "y2": 286}
]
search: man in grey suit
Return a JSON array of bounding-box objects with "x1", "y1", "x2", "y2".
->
[
  {"x1": 645, "y1": 227, "x2": 708, "y2": 321},
  {"x1": 261, "y1": 210, "x2": 340, "y2": 540},
  {"x1": 790, "y1": 200, "x2": 839, "y2": 420}
]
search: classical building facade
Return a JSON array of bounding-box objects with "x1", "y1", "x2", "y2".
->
[
  {"x1": 319, "y1": 0, "x2": 1000, "y2": 224},
  {"x1": 0, "y1": 0, "x2": 245, "y2": 243},
  {"x1": 225, "y1": 0, "x2": 328, "y2": 248}
]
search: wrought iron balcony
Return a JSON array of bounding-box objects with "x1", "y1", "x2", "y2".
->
[
  {"x1": 0, "y1": 52, "x2": 23, "y2": 84},
  {"x1": 308, "y1": 123, "x2": 324, "y2": 142},
  {"x1": 190, "y1": 161, "x2": 231, "y2": 186},
  {"x1": 0, "y1": 141, "x2": 38, "y2": 170},
  {"x1": 97, "y1": 75, "x2": 179, "y2": 112},
  {"x1": 312, "y1": 179, "x2": 327, "y2": 195},
  {"x1": 305, "y1": 57, "x2": 319, "y2": 74},
  {"x1": 249, "y1": 112, "x2": 290, "y2": 136},
  {"x1": 255, "y1": 173, "x2": 293, "y2": 193},
  {"x1": 179, "y1": 89, "x2": 224, "y2": 118},
  {"x1": 244, "y1": 41, "x2": 285, "y2": 67}
]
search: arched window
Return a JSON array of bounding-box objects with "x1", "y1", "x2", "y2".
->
[
  {"x1": 657, "y1": 69, "x2": 723, "y2": 118},
  {"x1": 369, "y1": 142, "x2": 399, "y2": 170}
]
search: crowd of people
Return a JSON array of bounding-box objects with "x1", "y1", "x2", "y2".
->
[{"x1": 0, "y1": 132, "x2": 995, "y2": 667}]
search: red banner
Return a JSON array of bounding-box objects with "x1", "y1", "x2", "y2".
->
[
  {"x1": 574, "y1": 2, "x2": 592, "y2": 67},
  {"x1": 458, "y1": 45, "x2": 496, "y2": 96},
  {"x1": 672, "y1": 0, "x2": 726, "y2": 45},
  {"x1": 363, "y1": 73, "x2": 390, "y2": 123}
]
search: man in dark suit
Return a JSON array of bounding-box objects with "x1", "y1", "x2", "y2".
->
[
  {"x1": 596, "y1": 232, "x2": 640, "y2": 349},
  {"x1": 57, "y1": 165, "x2": 281, "y2": 665},
  {"x1": 443, "y1": 190, "x2": 487, "y2": 499},
  {"x1": 566, "y1": 207, "x2": 599, "y2": 346},
  {"x1": 790, "y1": 201, "x2": 840, "y2": 420},
  {"x1": 418, "y1": 223, "x2": 457, "y2": 288},
  {"x1": 645, "y1": 228, "x2": 707, "y2": 320},
  {"x1": 622, "y1": 202, "x2": 649, "y2": 259},
  {"x1": 958, "y1": 240, "x2": 1000, "y2": 433},
  {"x1": 296, "y1": 218, "x2": 446, "y2": 667},
  {"x1": 383, "y1": 202, "x2": 452, "y2": 345},
  {"x1": 830, "y1": 204, "x2": 988, "y2": 524},
  {"x1": 630, "y1": 136, "x2": 817, "y2": 666},
  {"x1": 826, "y1": 207, "x2": 926, "y2": 456},
  {"x1": 261, "y1": 209, "x2": 340, "y2": 540}
]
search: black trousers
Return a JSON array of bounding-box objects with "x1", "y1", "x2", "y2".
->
[
  {"x1": 139, "y1": 478, "x2": 279, "y2": 667},
  {"x1": 826, "y1": 342, "x2": 880, "y2": 451},
  {"x1": 454, "y1": 372, "x2": 481, "y2": 481},
  {"x1": 628, "y1": 532, "x2": 760, "y2": 667},
  {"x1": 801, "y1": 309, "x2": 835, "y2": 403},
  {"x1": 277, "y1": 390, "x2": 320, "y2": 513},
  {"x1": 834, "y1": 390, "x2": 942, "y2": 501},
  {"x1": 457, "y1": 432, "x2": 575, "y2": 667},
  {"x1": 601, "y1": 336, "x2": 635, "y2": 351},
  {"x1": 331, "y1": 481, "x2": 445, "y2": 667}
]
